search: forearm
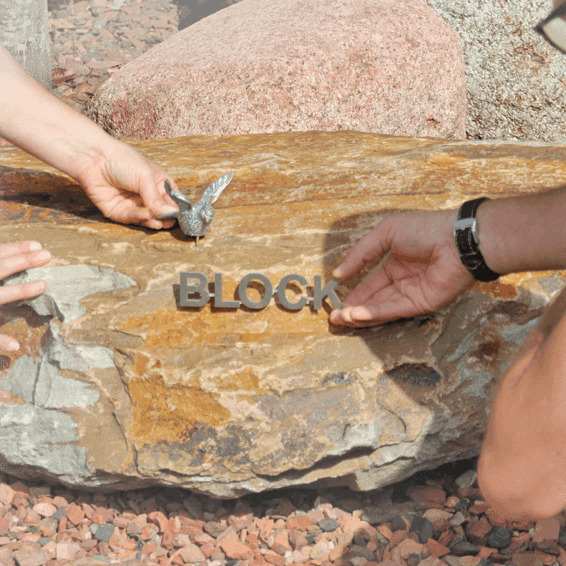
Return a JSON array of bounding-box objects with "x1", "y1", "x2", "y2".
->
[
  {"x1": 0, "y1": 44, "x2": 120, "y2": 181},
  {"x1": 475, "y1": 185, "x2": 566, "y2": 275}
]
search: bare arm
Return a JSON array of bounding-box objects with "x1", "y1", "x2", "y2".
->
[
  {"x1": 0, "y1": 42, "x2": 179, "y2": 225},
  {"x1": 0, "y1": 43, "x2": 122, "y2": 182},
  {"x1": 475, "y1": 185, "x2": 566, "y2": 276}
]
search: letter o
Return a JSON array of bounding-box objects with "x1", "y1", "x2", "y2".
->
[{"x1": 238, "y1": 273, "x2": 273, "y2": 310}]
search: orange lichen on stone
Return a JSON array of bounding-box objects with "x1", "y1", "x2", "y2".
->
[
  {"x1": 0, "y1": 390, "x2": 25, "y2": 405},
  {"x1": 221, "y1": 367, "x2": 260, "y2": 390},
  {"x1": 0, "y1": 306, "x2": 49, "y2": 380},
  {"x1": 145, "y1": 326, "x2": 191, "y2": 348},
  {"x1": 128, "y1": 373, "x2": 230, "y2": 446},
  {"x1": 474, "y1": 279, "x2": 518, "y2": 299}
]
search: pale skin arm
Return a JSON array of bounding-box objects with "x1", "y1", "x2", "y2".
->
[
  {"x1": 0, "y1": 42, "x2": 181, "y2": 352},
  {"x1": 330, "y1": 185, "x2": 566, "y2": 328},
  {"x1": 329, "y1": 191, "x2": 566, "y2": 521},
  {"x1": 0, "y1": 43, "x2": 178, "y2": 224}
]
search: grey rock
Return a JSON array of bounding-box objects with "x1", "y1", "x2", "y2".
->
[
  {"x1": 421, "y1": 0, "x2": 566, "y2": 142},
  {"x1": 488, "y1": 527, "x2": 512, "y2": 549},
  {"x1": 51, "y1": 509, "x2": 66, "y2": 520},
  {"x1": 454, "y1": 498, "x2": 471, "y2": 513},
  {"x1": 351, "y1": 545, "x2": 378, "y2": 561},
  {"x1": 94, "y1": 523, "x2": 115, "y2": 542},
  {"x1": 451, "y1": 541, "x2": 481, "y2": 556},
  {"x1": 2, "y1": 132, "x2": 566, "y2": 497},
  {"x1": 449, "y1": 511, "x2": 467, "y2": 526},
  {"x1": 409, "y1": 516, "x2": 434, "y2": 544},
  {"x1": 362, "y1": 506, "x2": 404, "y2": 525},
  {"x1": 390, "y1": 515, "x2": 409, "y2": 532},
  {"x1": 3, "y1": 264, "x2": 135, "y2": 323},
  {"x1": 455, "y1": 469, "x2": 477, "y2": 488},
  {"x1": 318, "y1": 518, "x2": 340, "y2": 532}
]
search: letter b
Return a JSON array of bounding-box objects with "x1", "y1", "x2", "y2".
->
[{"x1": 180, "y1": 272, "x2": 209, "y2": 307}]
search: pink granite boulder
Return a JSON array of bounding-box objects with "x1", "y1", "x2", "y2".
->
[{"x1": 86, "y1": 0, "x2": 466, "y2": 140}]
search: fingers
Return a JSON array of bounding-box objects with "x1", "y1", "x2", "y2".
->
[
  {"x1": 138, "y1": 175, "x2": 179, "y2": 219},
  {"x1": 0, "y1": 242, "x2": 51, "y2": 282},
  {"x1": 329, "y1": 294, "x2": 418, "y2": 328},
  {"x1": 0, "y1": 334, "x2": 20, "y2": 352},
  {"x1": 0, "y1": 240, "x2": 42, "y2": 259},
  {"x1": 121, "y1": 176, "x2": 179, "y2": 229},
  {"x1": 99, "y1": 192, "x2": 177, "y2": 230},
  {"x1": 0, "y1": 240, "x2": 51, "y2": 353},
  {"x1": 333, "y1": 217, "x2": 394, "y2": 280}
]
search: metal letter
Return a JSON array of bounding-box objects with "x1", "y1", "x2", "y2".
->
[
  {"x1": 276, "y1": 274, "x2": 308, "y2": 310},
  {"x1": 213, "y1": 273, "x2": 241, "y2": 308},
  {"x1": 313, "y1": 276, "x2": 344, "y2": 310},
  {"x1": 180, "y1": 272, "x2": 209, "y2": 307},
  {"x1": 238, "y1": 273, "x2": 273, "y2": 310}
]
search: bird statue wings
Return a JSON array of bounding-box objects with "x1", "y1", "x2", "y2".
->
[{"x1": 157, "y1": 173, "x2": 234, "y2": 244}]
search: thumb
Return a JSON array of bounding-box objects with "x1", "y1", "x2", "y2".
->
[{"x1": 139, "y1": 176, "x2": 179, "y2": 217}]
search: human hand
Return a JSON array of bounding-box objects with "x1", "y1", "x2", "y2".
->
[
  {"x1": 72, "y1": 138, "x2": 180, "y2": 229},
  {"x1": 329, "y1": 209, "x2": 476, "y2": 327},
  {"x1": 0, "y1": 241, "x2": 51, "y2": 352}
]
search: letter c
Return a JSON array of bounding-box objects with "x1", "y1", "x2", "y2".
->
[{"x1": 277, "y1": 274, "x2": 308, "y2": 310}]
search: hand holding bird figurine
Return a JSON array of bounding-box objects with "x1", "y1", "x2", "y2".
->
[{"x1": 157, "y1": 173, "x2": 234, "y2": 245}]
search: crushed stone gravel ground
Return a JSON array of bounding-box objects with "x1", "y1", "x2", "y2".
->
[{"x1": 3, "y1": 457, "x2": 566, "y2": 566}]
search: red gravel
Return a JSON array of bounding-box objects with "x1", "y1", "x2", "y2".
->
[
  {"x1": 49, "y1": 0, "x2": 179, "y2": 112},
  {"x1": 1, "y1": 457, "x2": 566, "y2": 566}
]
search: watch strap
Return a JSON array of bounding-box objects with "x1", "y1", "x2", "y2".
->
[{"x1": 454, "y1": 198, "x2": 501, "y2": 282}]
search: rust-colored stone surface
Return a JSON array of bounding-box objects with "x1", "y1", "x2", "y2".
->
[
  {"x1": 85, "y1": 0, "x2": 466, "y2": 140},
  {"x1": 1, "y1": 130, "x2": 566, "y2": 497}
]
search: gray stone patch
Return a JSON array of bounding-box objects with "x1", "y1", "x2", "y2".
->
[
  {"x1": 3, "y1": 353, "x2": 100, "y2": 409},
  {"x1": 447, "y1": 327, "x2": 479, "y2": 363},
  {"x1": 538, "y1": 275, "x2": 566, "y2": 295},
  {"x1": 502, "y1": 317, "x2": 540, "y2": 345},
  {"x1": 386, "y1": 364, "x2": 442, "y2": 387},
  {"x1": 1, "y1": 321, "x2": 102, "y2": 409},
  {"x1": 456, "y1": 358, "x2": 493, "y2": 399},
  {"x1": 45, "y1": 322, "x2": 115, "y2": 373},
  {"x1": 3, "y1": 264, "x2": 136, "y2": 322},
  {"x1": 325, "y1": 416, "x2": 385, "y2": 458},
  {"x1": 0, "y1": 403, "x2": 91, "y2": 481}
]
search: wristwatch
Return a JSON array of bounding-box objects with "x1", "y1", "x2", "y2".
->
[{"x1": 453, "y1": 197, "x2": 500, "y2": 282}]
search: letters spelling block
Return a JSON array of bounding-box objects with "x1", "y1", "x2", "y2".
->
[{"x1": 179, "y1": 272, "x2": 344, "y2": 311}]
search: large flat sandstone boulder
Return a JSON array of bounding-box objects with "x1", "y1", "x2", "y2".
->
[
  {"x1": 85, "y1": 0, "x2": 467, "y2": 140},
  {"x1": 1, "y1": 131, "x2": 566, "y2": 497},
  {"x1": 421, "y1": 0, "x2": 566, "y2": 142}
]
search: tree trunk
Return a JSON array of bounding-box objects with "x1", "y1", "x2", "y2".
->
[{"x1": 0, "y1": 0, "x2": 51, "y2": 92}]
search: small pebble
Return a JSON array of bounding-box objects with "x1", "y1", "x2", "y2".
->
[
  {"x1": 451, "y1": 540, "x2": 481, "y2": 556},
  {"x1": 362, "y1": 506, "x2": 400, "y2": 524},
  {"x1": 449, "y1": 510, "x2": 467, "y2": 526},
  {"x1": 48, "y1": 508, "x2": 66, "y2": 521},
  {"x1": 351, "y1": 544, "x2": 378, "y2": 561},
  {"x1": 455, "y1": 470, "x2": 478, "y2": 489},
  {"x1": 409, "y1": 516, "x2": 433, "y2": 544},
  {"x1": 488, "y1": 527, "x2": 512, "y2": 548},
  {"x1": 318, "y1": 517, "x2": 339, "y2": 532},
  {"x1": 454, "y1": 498, "x2": 471, "y2": 512},
  {"x1": 390, "y1": 514, "x2": 408, "y2": 532},
  {"x1": 93, "y1": 523, "x2": 115, "y2": 542}
]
